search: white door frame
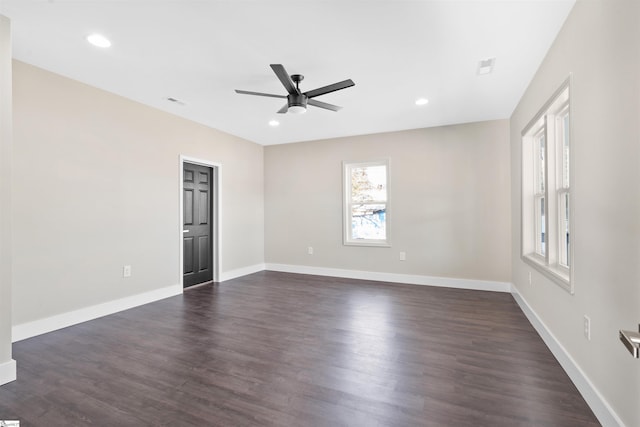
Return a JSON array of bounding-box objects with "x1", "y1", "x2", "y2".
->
[{"x1": 179, "y1": 155, "x2": 221, "y2": 286}]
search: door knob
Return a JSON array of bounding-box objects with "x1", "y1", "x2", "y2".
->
[{"x1": 183, "y1": 230, "x2": 189, "y2": 233}]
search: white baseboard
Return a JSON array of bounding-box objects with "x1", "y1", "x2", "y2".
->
[
  {"x1": 265, "y1": 263, "x2": 511, "y2": 293},
  {"x1": 11, "y1": 262, "x2": 268, "y2": 343},
  {"x1": 0, "y1": 358, "x2": 16, "y2": 386},
  {"x1": 12, "y1": 284, "x2": 182, "y2": 343},
  {"x1": 220, "y1": 263, "x2": 266, "y2": 282},
  {"x1": 511, "y1": 286, "x2": 625, "y2": 427}
]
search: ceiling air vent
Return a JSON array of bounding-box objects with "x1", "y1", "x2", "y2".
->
[
  {"x1": 166, "y1": 97, "x2": 186, "y2": 106},
  {"x1": 477, "y1": 57, "x2": 496, "y2": 75}
]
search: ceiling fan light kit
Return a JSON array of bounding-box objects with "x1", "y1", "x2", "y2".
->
[
  {"x1": 236, "y1": 64, "x2": 355, "y2": 115},
  {"x1": 288, "y1": 104, "x2": 307, "y2": 114}
]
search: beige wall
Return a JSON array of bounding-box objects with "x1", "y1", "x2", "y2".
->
[
  {"x1": 510, "y1": 1, "x2": 640, "y2": 426},
  {"x1": 11, "y1": 61, "x2": 264, "y2": 325},
  {"x1": 265, "y1": 120, "x2": 511, "y2": 283},
  {"x1": 0, "y1": 15, "x2": 13, "y2": 375},
  {"x1": 7, "y1": 3, "x2": 637, "y2": 422}
]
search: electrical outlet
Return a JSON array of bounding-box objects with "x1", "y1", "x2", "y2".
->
[
  {"x1": 307, "y1": 246, "x2": 313, "y2": 255},
  {"x1": 528, "y1": 271, "x2": 532, "y2": 285},
  {"x1": 399, "y1": 251, "x2": 406, "y2": 261},
  {"x1": 123, "y1": 265, "x2": 132, "y2": 278},
  {"x1": 583, "y1": 315, "x2": 591, "y2": 340}
]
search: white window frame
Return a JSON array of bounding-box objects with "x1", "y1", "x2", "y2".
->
[
  {"x1": 343, "y1": 160, "x2": 390, "y2": 247},
  {"x1": 521, "y1": 77, "x2": 573, "y2": 293}
]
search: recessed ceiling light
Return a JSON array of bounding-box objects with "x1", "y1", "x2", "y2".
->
[
  {"x1": 86, "y1": 33, "x2": 111, "y2": 48},
  {"x1": 268, "y1": 120, "x2": 280, "y2": 127},
  {"x1": 415, "y1": 98, "x2": 429, "y2": 106}
]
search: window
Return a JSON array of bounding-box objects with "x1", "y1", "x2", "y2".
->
[
  {"x1": 521, "y1": 78, "x2": 572, "y2": 291},
  {"x1": 343, "y1": 160, "x2": 389, "y2": 246}
]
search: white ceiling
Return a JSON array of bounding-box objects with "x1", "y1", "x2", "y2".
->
[{"x1": 0, "y1": 0, "x2": 575, "y2": 146}]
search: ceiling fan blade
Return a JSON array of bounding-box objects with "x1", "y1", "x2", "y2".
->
[
  {"x1": 235, "y1": 89, "x2": 286, "y2": 99},
  {"x1": 308, "y1": 98, "x2": 342, "y2": 112},
  {"x1": 277, "y1": 104, "x2": 289, "y2": 114},
  {"x1": 270, "y1": 64, "x2": 299, "y2": 95},
  {"x1": 304, "y1": 79, "x2": 355, "y2": 98}
]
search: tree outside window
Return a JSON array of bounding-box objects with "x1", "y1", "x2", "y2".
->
[{"x1": 344, "y1": 161, "x2": 389, "y2": 246}]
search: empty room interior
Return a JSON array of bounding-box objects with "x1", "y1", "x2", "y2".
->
[{"x1": 0, "y1": 0, "x2": 639, "y2": 426}]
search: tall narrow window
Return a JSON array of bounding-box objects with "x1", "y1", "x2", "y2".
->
[
  {"x1": 521, "y1": 78, "x2": 572, "y2": 292},
  {"x1": 343, "y1": 160, "x2": 389, "y2": 246}
]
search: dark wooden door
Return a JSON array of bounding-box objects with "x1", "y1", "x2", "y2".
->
[{"x1": 183, "y1": 163, "x2": 214, "y2": 288}]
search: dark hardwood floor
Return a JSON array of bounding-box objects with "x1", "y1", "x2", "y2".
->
[{"x1": 0, "y1": 271, "x2": 600, "y2": 426}]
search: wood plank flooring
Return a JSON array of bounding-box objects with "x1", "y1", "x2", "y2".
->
[{"x1": 0, "y1": 271, "x2": 600, "y2": 426}]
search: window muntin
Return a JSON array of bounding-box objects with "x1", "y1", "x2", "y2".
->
[
  {"x1": 344, "y1": 161, "x2": 389, "y2": 246},
  {"x1": 521, "y1": 78, "x2": 572, "y2": 292}
]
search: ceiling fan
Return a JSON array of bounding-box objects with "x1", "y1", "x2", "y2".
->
[{"x1": 235, "y1": 64, "x2": 355, "y2": 114}]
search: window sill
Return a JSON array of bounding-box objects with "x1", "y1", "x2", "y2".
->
[
  {"x1": 522, "y1": 253, "x2": 573, "y2": 294},
  {"x1": 344, "y1": 241, "x2": 391, "y2": 248}
]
